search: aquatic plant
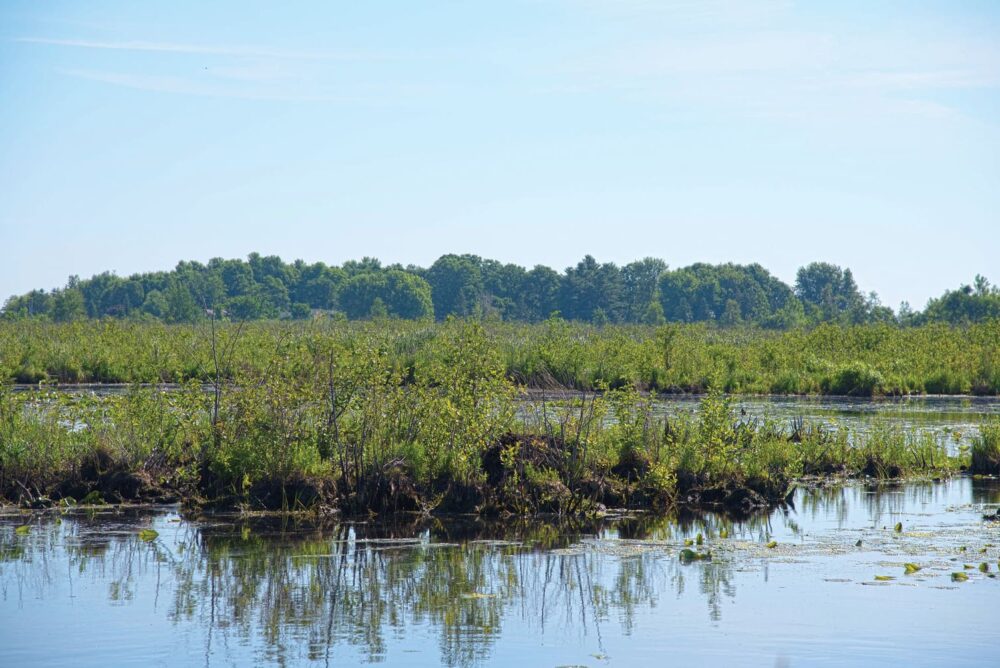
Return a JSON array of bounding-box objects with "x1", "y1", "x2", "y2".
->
[{"x1": 970, "y1": 420, "x2": 1000, "y2": 474}]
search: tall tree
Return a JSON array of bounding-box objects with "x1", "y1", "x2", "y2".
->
[
  {"x1": 559, "y1": 256, "x2": 624, "y2": 322},
  {"x1": 622, "y1": 258, "x2": 667, "y2": 322},
  {"x1": 426, "y1": 254, "x2": 484, "y2": 320}
]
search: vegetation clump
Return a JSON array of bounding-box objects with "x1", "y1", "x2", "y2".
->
[{"x1": 970, "y1": 421, "x2": 1000, "y2": 474}]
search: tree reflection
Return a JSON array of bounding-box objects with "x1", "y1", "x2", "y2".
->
[{"x1": 0, "y1": 510, "x2": 746, "y2": 666}]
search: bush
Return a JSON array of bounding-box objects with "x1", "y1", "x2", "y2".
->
[{"x1": 823, "y1": 362, "x2": 884, "y2": 396}]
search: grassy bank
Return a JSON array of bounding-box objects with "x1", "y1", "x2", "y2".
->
[
  {"x1": 2, "y1": 318, "x2": 999, "y2": 395},
  {"x1": 1, "y1": 321, "x2": 979, "y2": 514}
]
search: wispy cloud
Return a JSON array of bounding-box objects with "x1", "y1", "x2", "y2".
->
[
  {"x1": 18, "y1": 36, "x2": 384, "y2": 61},
  {"x1": 59, "y1": 68, "x2": 433, "y2": 105}
]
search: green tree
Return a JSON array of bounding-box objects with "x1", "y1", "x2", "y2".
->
[
  {"x1": 520, "y1": 265, "x2": 562, "y2": 322},
  {"x1": 51, "y1": 288, "x2": 85, "y2": 322},
  {"x1": 795, "y1": 262, "x2": 868, "y2": 323},
  {"x1": 165, "y1": 281, "x2": 200, "y2": 323},
  {"x1": 559, "y1": 255, "x2": 624, "y2": 322},
  {"x1": 427, "y1": 254, "x2": 483, "y2": 320},
  {"x1": 622, "y1": 258, "x2": 667, "y2": 321},
  {"x1": 340, "y1": 271, "x2": 433, "y2": 320},
  {"x1": 141, "y1": 290, "x2": 168, "y2": 318}
]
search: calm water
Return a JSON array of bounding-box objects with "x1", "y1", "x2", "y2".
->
[
  {"x1": 523, "y1": 393, "x2": 1000, "y2": 450},
  {"x1": 18, "y1": 385, "x2": 1000, "y2": 448},
  {"x1": 2, "y1": 479, "x2": 999, "y2": 667}
]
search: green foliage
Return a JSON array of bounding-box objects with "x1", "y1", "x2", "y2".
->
[
  {"x1": 795, "y1": 262, "x2": 868, "y2": 323},
  {"x1": 971, "y1": 420, "x2": 1000, "y2": 474},
  {"x1": 822, "y1": 362, "x2": 885, "y2": 396},
  {"x1": 0, "y1": 319, "x2": 998, "y2": 398},
  {"x1": 659, "y1": 263, "x2": 795, "y2": 325},
  {"x1": 3, "y1": 252, "x2": 996, "y2": 329},
  {"x1": 922, "y1": 276, "x2": 1000, "y2": 324}
]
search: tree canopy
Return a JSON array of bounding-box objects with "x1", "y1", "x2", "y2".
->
[{"x1": 2, "y1": 254, "x2": 994, "y2": 327}]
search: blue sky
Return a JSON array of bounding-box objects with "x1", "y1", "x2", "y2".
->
[{"x1": 2, "y1": 0, "x2": 998, "y2": 309}]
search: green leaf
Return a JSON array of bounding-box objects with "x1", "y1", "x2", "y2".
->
[
  {"x1": 139, "y1": 529, "x2": 159, "y2": 542},
  {"x1": 951, "y1": 572, "x2": 969, "y2": 582},
  {"x1": 874, "y1": 575, "x2": 894, "y2": 581},
  {"x1": 903, "y1": 563, "x2": 921, "y2": 574},
  {"x1": 14, "y1": 525, "x2": 30, "y2": 535}
]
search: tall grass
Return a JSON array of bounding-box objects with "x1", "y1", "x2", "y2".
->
[
  {"x1": 971, "y1": 420, "x2": 1000, "y2": 474},
  {"x1": 1, "y1": 319, "x2": 997, "y2": 395}
]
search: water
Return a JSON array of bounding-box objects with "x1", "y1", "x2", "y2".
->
[
  {"x1": 17, "y1": 385, "x2": 1000, "y2": 449},
  {"x1": 2, "y1": 478, "x2": 999, "y2": 667},
  {"x1": 525, "y1": 393, "x2": 1000, "y2": 450}
]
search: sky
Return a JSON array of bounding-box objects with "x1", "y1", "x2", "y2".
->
[{"x1": 1, "y1": 0, "x2": 998, "y2": 310}]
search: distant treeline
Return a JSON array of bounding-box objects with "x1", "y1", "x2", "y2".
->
[{"x1": 3, "y1": 253, "x2": 998, "y2": 326}]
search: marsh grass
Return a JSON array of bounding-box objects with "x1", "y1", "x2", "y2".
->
[
  {"x1": 971, "y1": 420, "x2": 1000, "y2": 474},
  {"x1": 2, "y1": 319, "x2": 998, "y2": 396},
  {"x1": 0, "y1": 320, "x2": 986, "y2": 512}
]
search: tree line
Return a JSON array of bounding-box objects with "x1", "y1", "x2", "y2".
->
[{"x1": 2, "y1": 253, "x2": 997, "y2": 326}]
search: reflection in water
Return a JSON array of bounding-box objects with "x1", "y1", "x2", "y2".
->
[
  {"x1": 0, "y1": 511, "x2": 741, "y2": 666},
  {"x1": 2, "y1": 478, "x2": 999, "y2": 667}
]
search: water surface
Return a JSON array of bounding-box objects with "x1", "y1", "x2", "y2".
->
[{"x1": 2, "y1": 478, "x2": 999, "y2": 667}]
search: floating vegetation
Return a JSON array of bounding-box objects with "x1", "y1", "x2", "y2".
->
[
  {"x1": 904, "y1": 563, "x2": 922, "y2": 574},
  {"x1": 952, "y1": 572, "x2": 969, "y2": 582},
  {"x1": 138, "y1": 529, "x2": 159, "y2": 542},
  {"x1": 766, "y1": 540, "x2": 778, "y2": 549},
  {"x1": 874, "y1": 575, "x2": 894, "y2": 581},
  {"x1": 894, "y1": 522, "x2": 903, "y2": 533},
  {"x1": 679, "y1": 548, "x2": 712, "y2": 562},
  {"x1": 14, "y1": 525, "x2": 30, "y2": 535},
  {"x1": 979, "y1": 563, "x2": 990, "y2": 573}
]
